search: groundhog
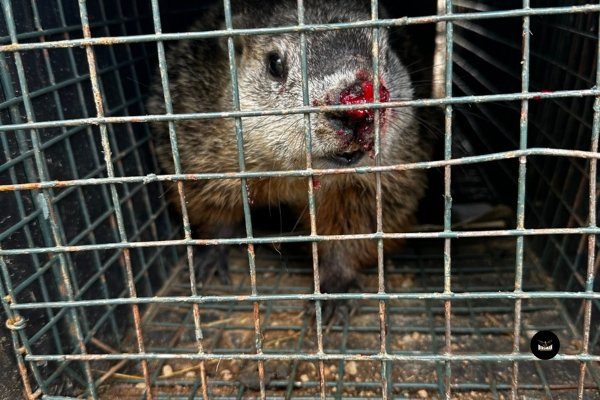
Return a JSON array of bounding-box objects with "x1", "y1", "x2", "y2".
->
[{"x1": 148, "y1": 0, "x2": 431, "y2": 319}]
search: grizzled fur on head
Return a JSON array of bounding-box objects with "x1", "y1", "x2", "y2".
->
[{"x1": 147, "y1": 0, "x2": 421, "y2": 176}]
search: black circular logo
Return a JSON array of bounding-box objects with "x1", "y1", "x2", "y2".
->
[{"x1": 530, "y1": 330, "x2": 560, "y2": 360}]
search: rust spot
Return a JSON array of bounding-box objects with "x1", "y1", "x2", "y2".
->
[
  {"x1": 247, "y1": 244, "x2": 256, "y2": 257},
  {"x1": 520, "y1": 109, "x2": 528, "y2": 120},
  {"x1": 0, "y1": 43, "x2": 21, "y2": 52},
  {"x1": 96, "y1": 36, "x2": 117, "y2": 46},
  {"x1": 93, "y1": 92, "x2": 104, "y2": 113},
  {"x1": 533, "y1": 90, "x2": 553, "y2": 100},
  {"x1": 81, "y1": 25, "x2": 92, "y2": 39}
]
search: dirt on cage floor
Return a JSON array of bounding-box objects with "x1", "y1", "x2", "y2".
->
[{"x1": 98, "y1": 235, "x2": 600, "y2": 399}]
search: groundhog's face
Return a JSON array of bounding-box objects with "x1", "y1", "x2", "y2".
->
[{"x1": 235, "y1": 6, "x2": 415, "y2": 170}]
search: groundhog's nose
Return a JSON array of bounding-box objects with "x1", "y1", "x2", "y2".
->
[
  {"x1": 338, "y1": 80, "x2": 390, "y2": 122},
  {"x1": 327, "y1": 78, "x2": 390, "y2": 152}
]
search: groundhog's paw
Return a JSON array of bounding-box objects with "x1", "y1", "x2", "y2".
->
[
  {"x1": 197, "y1": 245, "x2": 231, "y2": 286},
  {"x1": 304, "y1": 276, "x2": 363, "y2": 332},
  {"x1": 303, "y1": 298, "x2": 360, "y2": 336}
]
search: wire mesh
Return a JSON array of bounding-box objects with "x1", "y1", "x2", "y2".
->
[{"x1": 0, "y1": 0, "x2": 598, "y2": 399}]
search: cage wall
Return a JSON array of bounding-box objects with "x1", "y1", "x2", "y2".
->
[
  {"x1": 0, "y1": 0, "x2": 599, "y2": 399},
  {"x1": 0, "y1": 0, "x2": 182, "y2": 396},
  {"x1": 453, "y1": 0, "x2": 600, "y2": 353}
]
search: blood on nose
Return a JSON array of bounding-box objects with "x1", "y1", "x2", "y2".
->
[{"x1": 339, "y1": 80, "x2": 390, "y2": 121}]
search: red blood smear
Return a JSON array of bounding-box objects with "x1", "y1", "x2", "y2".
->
[
  {"x1": 338, "y1": 80, "x2": 390, "y2": 152},
  {"x1": 339, "y1": 80, "x2": 390, "y2": 120},
  {"x1": 357, "y1": 125, "x2": 375, "y2": 151},
  {"x1": 533, "y1": 89, "x2": 553, "y2": 101},
  {"x1": 312, "y1": 177, "x2": 321, "y2": 190}
]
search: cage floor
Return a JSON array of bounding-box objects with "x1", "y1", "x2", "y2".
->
[{"x1": 100, "y1": 237, "x2": 600, "y2": 399}]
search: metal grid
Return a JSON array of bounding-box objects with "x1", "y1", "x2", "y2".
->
[{"x1": 0, "y1": 0, "x2": 598, "y2": 399}]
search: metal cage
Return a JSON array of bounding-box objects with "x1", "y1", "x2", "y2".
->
[{"x1": 0, "y1": 0, "x2": 599, "y2": 399}]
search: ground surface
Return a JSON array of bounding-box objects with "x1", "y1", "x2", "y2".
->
[{"x1": 100, "y1": 237, "x2": 600, "y2": 399}]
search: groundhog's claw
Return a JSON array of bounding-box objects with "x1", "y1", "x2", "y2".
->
[
  {"x1": 305, "y1": 299, "x2": 359, "y2": 334},
  {"x1": 323, "y1": 299, "x2": 356, "y2": 332},
  {"x1": 305, "y1": 275, "x2": 362, "y2": 332},
  {"x1": 197, "y1": 245, "x2": 231, "y2": 285}
]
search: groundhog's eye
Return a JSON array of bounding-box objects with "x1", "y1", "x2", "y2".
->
[{"x1": 267, "y1": 52, "x2": 285, "y2": 80}]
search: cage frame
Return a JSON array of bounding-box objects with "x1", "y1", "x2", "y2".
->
[{"x1": 0, "y1": 0, "x2": 599, "y2": 399}]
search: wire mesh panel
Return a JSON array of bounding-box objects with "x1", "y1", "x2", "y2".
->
[
  {"x1": 0, "y1": 0, "x2": 180, "y2": 396},
  {"x1": 0, "y1": 0, "x2": 598, "y2": 399}
]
